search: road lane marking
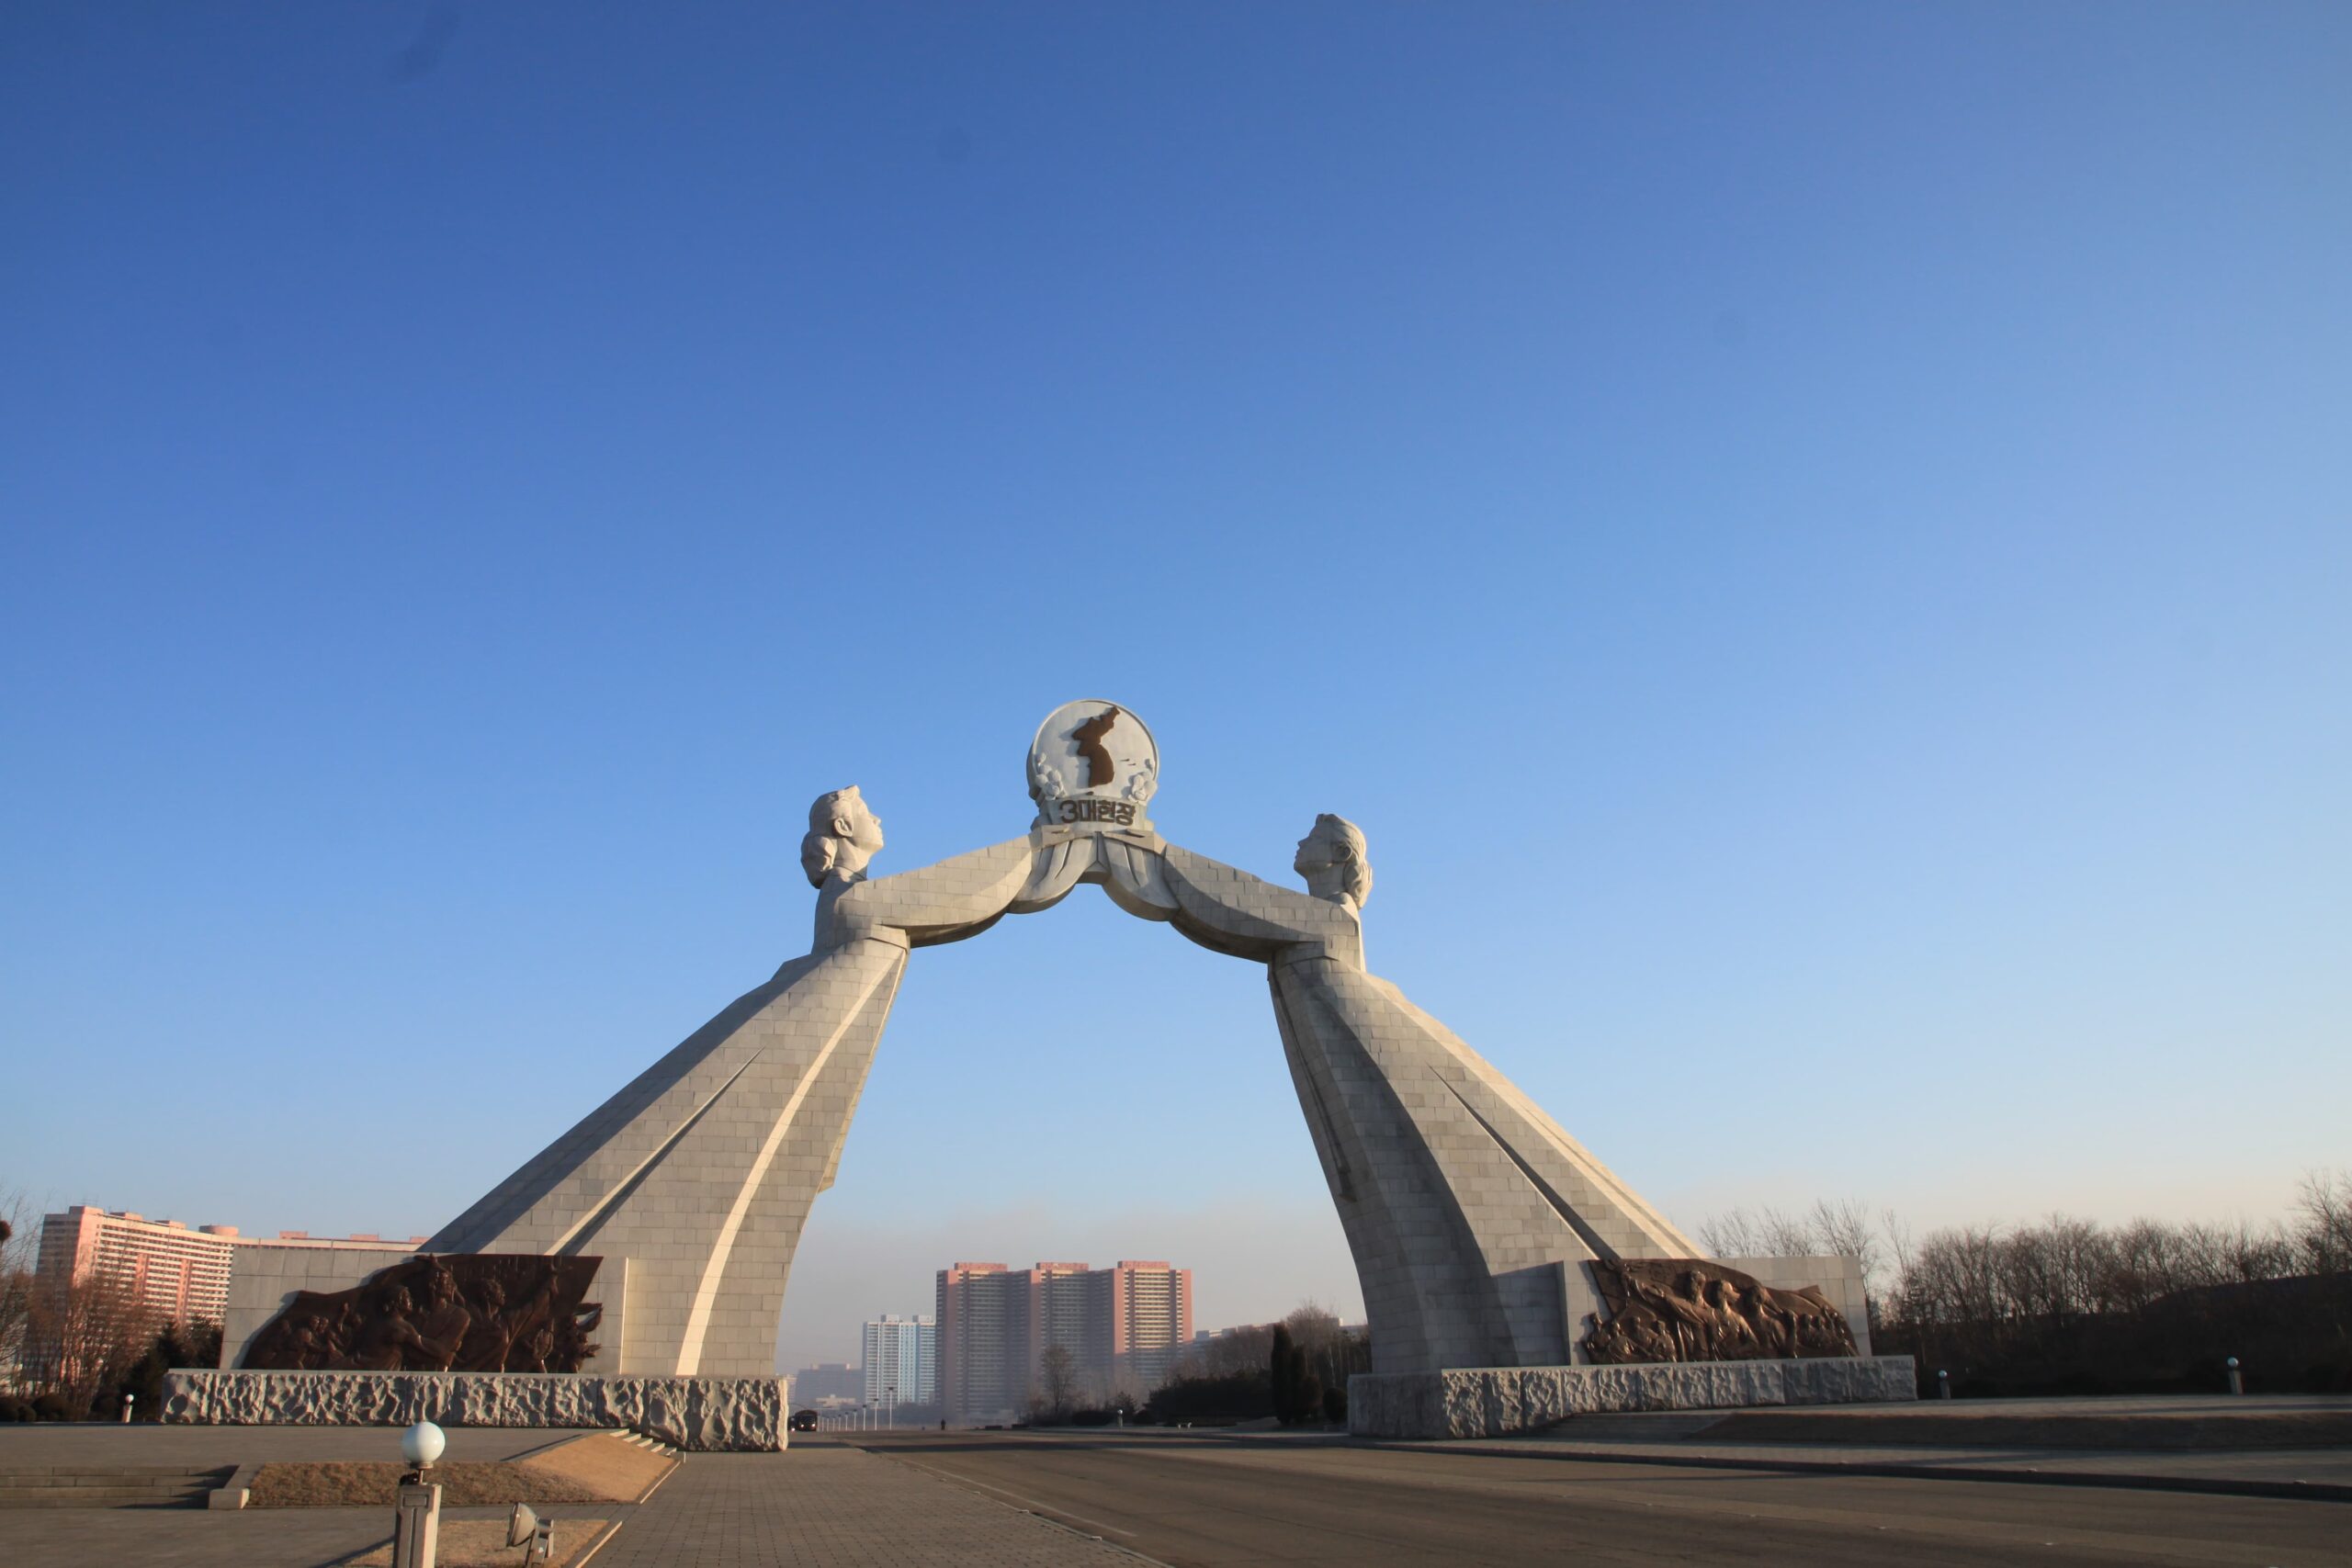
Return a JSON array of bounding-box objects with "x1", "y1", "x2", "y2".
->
[{"x1": 886, "y1": 1454, "x2": 1144, "y2": 1538}]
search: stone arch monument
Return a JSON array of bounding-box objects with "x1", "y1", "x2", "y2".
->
[
  {"x1": 430, "y1": 701, "x2": 1824, "y2": 1371},
  {"x1": 187, "y1": 702, "x2": 1908, "y2": 1445}
]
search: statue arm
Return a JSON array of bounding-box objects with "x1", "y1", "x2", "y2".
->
[
  {"x1": 829, "y1": 837, "x2": 1037, "y2": 948},
  {"x1": 1155, "y1": 844, "x2": 1361, "y2": 966}
]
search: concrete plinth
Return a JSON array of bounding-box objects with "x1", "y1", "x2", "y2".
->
[
  {"x1": 160, "y1": 1371, "x2": 787, "y2": 1452},
  {"x1": 1349, "y1": 1356, "x2": 1917, "y2": 1440}
]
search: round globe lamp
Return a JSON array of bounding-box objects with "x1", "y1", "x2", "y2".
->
[{"x1": 401, "y1": 1420, "x2": 447, "y2": 1470}]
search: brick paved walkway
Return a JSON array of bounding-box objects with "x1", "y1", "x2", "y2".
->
[{"x1": 590, "y1": 1443, "x2": 1146, "y2": 1567}]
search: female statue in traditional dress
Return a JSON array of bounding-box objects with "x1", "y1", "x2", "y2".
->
[
  {"x1": 1118, "y1": 814, "x2": 1704, "y2": 1372},
  {"x1": 424, "y1": 786, "x2": 1046, "y2": 1377}
]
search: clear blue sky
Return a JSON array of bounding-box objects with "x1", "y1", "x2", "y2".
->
[{"x1": 4, "y1": 4, "x2": 2346, "y2": 1371}]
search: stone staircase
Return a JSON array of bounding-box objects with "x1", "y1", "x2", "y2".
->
[{"x1": 0, "y1": 1463, "x2": 233, "y2": 1509}]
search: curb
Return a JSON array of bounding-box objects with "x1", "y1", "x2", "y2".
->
[{"x1": 1363, "y1": 1438, "x2": 2352, "y2": 1504}]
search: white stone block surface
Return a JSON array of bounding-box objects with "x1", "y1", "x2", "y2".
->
[
  {"x1": 1348, "y1": 1356, "x2": 1917, "y2": 1439},
  {"x1": 161, "y1": 1371, "x2": 787, "y2": 1452}
]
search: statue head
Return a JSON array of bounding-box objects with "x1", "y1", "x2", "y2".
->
[
  {"x1": 800, "y1": 785, "x2": 885, "y2": 887},
  {"x1": 1294, "y1": 813, "x2": 1371, "y2": 908}
]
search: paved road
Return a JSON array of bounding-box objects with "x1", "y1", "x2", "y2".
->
[
  {"x1": 591, "y1": 1444, "x2": 1134, "y2": 1568},
  {"x1": 847, "y1": 1430, "x2": 2348, "y2": 1567},
  {"x1": 1606, "y1": 1393, "x2": 2352, "y2": 1453}
]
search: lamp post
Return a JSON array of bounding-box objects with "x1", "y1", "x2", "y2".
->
[{"x1": 393, "y1": 1422, "x2": 446, "y2": 1568}]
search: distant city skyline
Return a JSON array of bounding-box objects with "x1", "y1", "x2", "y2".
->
[{"x1": 937, "y1": 1260, "x2": 1193, "y2": 1424}]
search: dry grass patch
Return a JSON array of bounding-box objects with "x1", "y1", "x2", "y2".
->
[
  {"x1": 334, "y1": 1516, "x2": 611, "y2": 1566},
  {"x1": 250, "y1": 1434, "x2": 673, "y2": 1508},
  {"x1": 514, "y1": 1432, "x2": 675, "y2": 1501},
  {"x1": 249, "y1": 1461, "x2": 606, "y2": 1508}
]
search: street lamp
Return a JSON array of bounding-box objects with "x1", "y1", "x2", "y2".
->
[{"x1": 393, "y1": 1422, "x2": 446, "y2": 1568}]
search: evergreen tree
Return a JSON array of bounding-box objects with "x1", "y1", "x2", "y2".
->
[
  {"x1": 1287, "y1": 1339, "x2": 1321, "y2": 1427},
  {"x1": 1269, "y1": 1324, "x2": 1296, "y2": 1424}
]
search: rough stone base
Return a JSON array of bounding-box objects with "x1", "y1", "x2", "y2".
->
[
  {"x1": 161, "y1": 1371, "x2": 786, "y2": 1452},
  {"x1": 1349, "y1": 1356, "x2": 1917, "y2": 1440}
]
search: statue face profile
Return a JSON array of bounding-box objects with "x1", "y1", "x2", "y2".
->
[
  {"x1": 801, "y1": 786, "x2": 885, "y2": 887},
  {"x1": 1295, "y1": 813, "x2": 1371, "y2": 908},
  {"x1": 831, "y1": 790, "x2": 885, "y2": 857}
]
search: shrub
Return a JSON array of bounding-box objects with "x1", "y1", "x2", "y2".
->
[{"x1": 1140, "y1": 1369, "x2": 1272, "y2": 1424}]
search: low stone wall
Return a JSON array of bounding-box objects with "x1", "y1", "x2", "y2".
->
[
  {"x1": 161, "y1": 1371, "x2": 786, "y2": 1452},
  {"x1": 1349, "y1": 1356, "x2": 1917, "y2": 1440}
]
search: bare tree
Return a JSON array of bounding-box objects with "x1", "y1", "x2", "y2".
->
[
  {"x1": 1031, "y1": 1342, "x2": 1079, "y2": 1423},
  {"x1": 1696, "y1": 1208, "x2": 1766, "y2": 1258},
  {"x1": 1174, "y1": 1322, "x2": 1275, "y2": 1382},
  {"x1": 0, "y1": 1189, "x2": 42, "y2": 1393},
  {"x1": 1282, "y1": 1301, "x2": 1366, "y2": 1402},
  {"x1": 1699, "y1": 1197, "x2": 1902, "y2": 1311},
  {"x1": 1759, "y1": 1207, "x2": 1823, "y2": 1257},
  {"x1": 2222, "y1": 1217, "x2": 2298, "y2": 1284},
  {"x1": 1282, "y1": 1303, "x2": 1343, "y2": 1362},
  {"x1": 2297, "y1": 1170, "x2": 2352, "y2": 1274},
  {"x1": 1698, "y1": 1206, "x2": 1821, "y2": 1258},
  {"x1": 24, "y1": 1270, "x2": 156, "y2": 1415},
  {"x1": 1881, "y1": 1207, "x2": 1916, "y2": 1280},
  {"x1": 2101, "y1": 1219, "x2": 2177, "y2": 1314},
  {"x1": 1804, "y1": 1201, "x2": 1877, "y2": 1274}
]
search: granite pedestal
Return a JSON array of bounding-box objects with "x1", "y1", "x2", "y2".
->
[
  {"x1": 1349, "y1": 1355, "x2": 1919, "y2": 1439},
  {"x1": 161, "y1": 1371, "x2": 786, "y2": 1452}
]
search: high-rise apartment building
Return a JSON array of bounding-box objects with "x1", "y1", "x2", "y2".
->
[
  {"x1": 936, "y1": 1262, "x2": 1019, "y2": 1424},
  {"x1": 33, "y1": 1207, "x2": 425, "y2": 1327},
  {"x1": 860, "y1": 1314, "x2": 937, "y2": 1408},
  {"x1": 1109, "y1": 1260, "x2": 1190, "y2": 1392},
  {"x1": 934, "y1": 1259, "x2": 1192, "y2": 1426}
]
